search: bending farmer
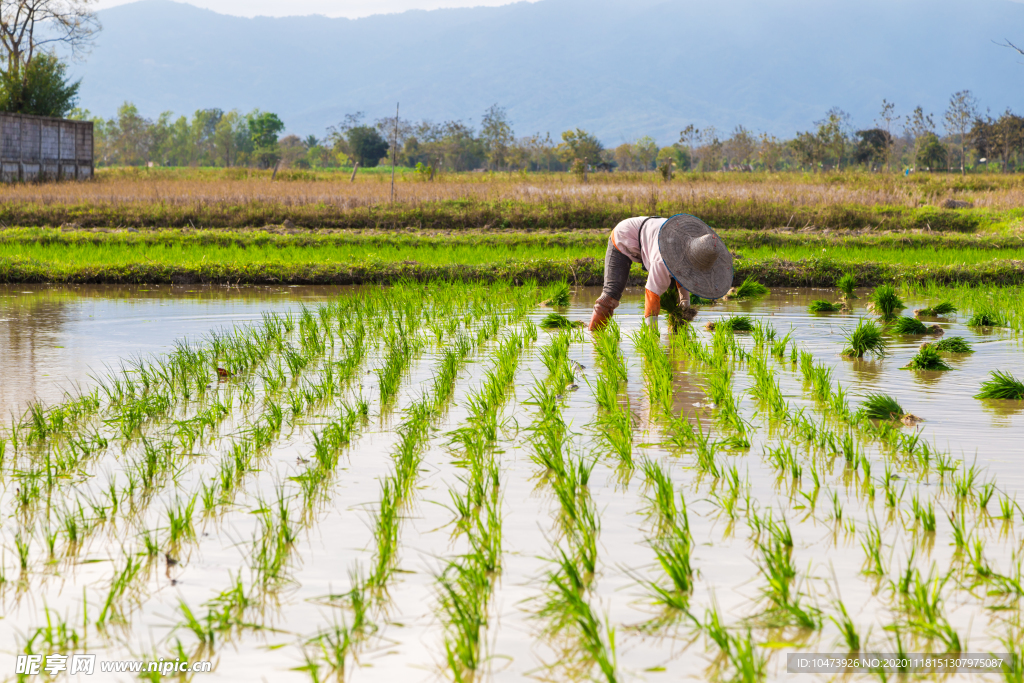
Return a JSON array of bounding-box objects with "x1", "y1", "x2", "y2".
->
[{"x1": 589, "y1": 214, "x2": 734, "y2": 330}]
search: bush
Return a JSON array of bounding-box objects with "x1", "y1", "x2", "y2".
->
[{"x1": 0, "y1": 54, "x2": 80, "y2": 118}]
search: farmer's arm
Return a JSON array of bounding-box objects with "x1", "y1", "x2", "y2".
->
[{"x1": 645, "y1": 258, "x2": 693, "y2": 324}]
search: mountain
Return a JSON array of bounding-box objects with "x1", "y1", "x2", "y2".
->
[{"x1": 72, "y1": 0, "x2": 1024, "y2": 143}]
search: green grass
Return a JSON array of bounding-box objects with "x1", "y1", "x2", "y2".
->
[
  {"x1": 808, "y1": 300, "x2": 842, "y2": 313},
  {"x1": 859, "y1": 393, "x2": 905, "y2": 420},
  {"x1": 933, "y1": 336, "x2": 973, "y2": 354},
  {"x1": 975, "y1": 371, "x2": 1024, "y2": 400}
]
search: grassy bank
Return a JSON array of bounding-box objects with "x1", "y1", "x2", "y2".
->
[{"x1": 3, "y1": 253, "x2": 1022, "y2": 287}]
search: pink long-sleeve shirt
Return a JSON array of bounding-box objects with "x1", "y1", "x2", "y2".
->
[{"x1": 611, "y1": 216, "x2": 674, "y2": 295}]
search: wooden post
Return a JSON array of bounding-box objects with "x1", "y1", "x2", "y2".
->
[
  {"x1": 350, "y1": 161, "x2": 360, "y2": 182},
  {"x1": 390, "y1": 102, "x2": 399, "y2": 203}
]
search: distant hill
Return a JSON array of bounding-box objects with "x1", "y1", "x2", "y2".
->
[{"x1": 72, "y1": 0, "x2": 1024, "y2": 144}]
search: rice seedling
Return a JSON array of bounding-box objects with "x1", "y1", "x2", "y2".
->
[
  {"x1": 728, "y1": 276, "x2": 769, "y2": 300},
  {"x1": 830, "y1": 600, "x2": 861, "y2": 652},
  {"x1": 543, "y1": 281, "x2": 572, "y2": 307},
  {"x1": 540, "y1": 312, "x2": 584, "y2": 329},
  {"x1": 891, "y1": 316, "x2": 928, "y2": 334},
  {"x1": 690, "y1": 293, "x2": 716, "y2": 306},
  {"x1": 704, "y1": 315, "x2": 754, "y2": 333},
  {"x1": 660, "y1": 289, "x2": 697, "y2": 332},
  {"x1": 902, "y1": 344, "x2": 952, "y2": 371},
  {"x1": 915, "y1": 302, "x2": 957, "y2": 317},
  {"x1": 645, "y1": 526, "x2": 694, "y2": 610},
  {"x1": 837, "y1": 273, "x2": 857, "y2": 299},
  {"x1": 967, "y1": 311, "x2": 1004, "y2": 327},
  {"x1": 869, "y1": 284, "x2": 904, "y2": 321},
  {"x1": 858, "y1": 393, "x2": 904, "y2": 421},
  {"x1": 999, "y1": 495, "x2": 1016, "y2": 522},
  {"x1": 545, "y1": 554, "x2": 619, "y2": 683},
  {"x1": 841, "y1": 319, "x2": 887, "y2": 358},
  {"x1": 860, "y1": 520, "x2": 885, "y2": 576},
  {"x1": 808, "y1": 299, "x2": 842, "y2": 313},
  {"x1": 975, "y1": 370, "x2": 1024, "y2": 400},
  {"x1": 930, "y1": 336, "x2": 972, "y2": 356}
]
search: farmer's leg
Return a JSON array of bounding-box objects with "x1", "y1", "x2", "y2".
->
[{"x1": 589, "y1": 237, "x2": 631, "y2": 331}]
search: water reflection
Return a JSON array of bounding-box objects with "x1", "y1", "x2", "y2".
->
[{"x1": 0, "y1": 284, "x2": 356, "y2": 417}]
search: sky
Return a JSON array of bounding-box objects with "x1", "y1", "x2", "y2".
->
[{"x1": 92, "y1": 0, "x2": 540, "y2": 18}]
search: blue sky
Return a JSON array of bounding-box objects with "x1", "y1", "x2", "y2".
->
[{"x1": 93, "y1": 0, "x2": 540, "y2": 18}]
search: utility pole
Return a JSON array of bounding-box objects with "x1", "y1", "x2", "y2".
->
[{"x1": 391, "y1": 102, "x2": 399, "y2": 203}]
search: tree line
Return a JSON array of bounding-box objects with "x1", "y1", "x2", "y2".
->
[{"x1": 84, "y1": 91, "x2": 1024, "y2": 176}]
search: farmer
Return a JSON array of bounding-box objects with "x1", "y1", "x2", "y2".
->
[{"x1": 588, "y1": 214, "x2": 734, "y2": 331}]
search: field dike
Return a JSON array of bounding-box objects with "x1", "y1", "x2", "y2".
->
[{"x1": 3, "y1": 254, "x2": 1023, "y2": 287}]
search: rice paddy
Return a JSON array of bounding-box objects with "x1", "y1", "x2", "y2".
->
[{"x1": 1, "y1": 281, "x2": 1023, "y2": 682}]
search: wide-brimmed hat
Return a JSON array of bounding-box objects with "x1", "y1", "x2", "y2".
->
[{"x1": 658, "y1": 214, "x2": 734, "y2": 299}]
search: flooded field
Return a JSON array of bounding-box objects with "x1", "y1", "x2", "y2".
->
[{"x1": 0, "y1": 282, "x2": 1022, "y2": 682}]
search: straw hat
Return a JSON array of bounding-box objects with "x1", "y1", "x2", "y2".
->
[{"x1": 658, "y1": 214, "x2": 734, "y2": 299}]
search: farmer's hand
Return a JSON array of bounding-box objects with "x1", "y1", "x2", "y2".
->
[{"x1": 588, "y1": 293, "x2": 618, "y2": 331}]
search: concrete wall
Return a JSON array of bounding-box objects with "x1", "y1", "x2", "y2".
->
[{"x1": 0, "y1": 114, "x2": 94, "y2": 182}]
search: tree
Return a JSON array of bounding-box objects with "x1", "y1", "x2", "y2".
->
[
  {"x1": 790, "y1": 130, "x2": 822, "y2": 170},
  {"x1": 346, "y1": 125, "x2": 389, "y2": 167},
  {"x1": 107, "y1": 101, "x2": 151, "y2": 166},
  {"x1": 723, "y1": 125, "x2": 756, "y2": 169},
  {"x1": 758, "y1": 133, "x2": 783, "y2": 171},
  {"x1": 246, "y1": 110, "x2": 284, "y2": 168},
  {"x1": 914, "y1": 132, "x2": 947, "y2": 171},
  {"x1": 278, "y1": 134, "x2": 307, "y2": 168},
  {"x1": 213, "y1": 110, "x2": 246, "y2": 167},
  {"x1": 904, "y1": 106, "x2": 934, "y2": 168},
  {"x1": 613, "y1": 143, "x2": 636, "y2": 171},
  {"x1": 876, "y1": 99, "x2": 898, "y2": 171},
  {"x1": 558, "y1": 128, "x2": 603, "y2": 167},
  {"x1": 815, "y1": 108, "x2": 850, "y2": 170},
  {"x1": 0, "y1": 1, "x2": 99, "y2": 77},
  {"x1": 944, "y1": 90, "x2": 978, "y2": 175},
  {"x1": 679, "y1": 124, "x2": 700, "y2": 170},
  {"x1": 480, "y1": 103, "x2": 513, "y2": 171},
  {"x1": 692, "y1": 126, "x2": 722, "y2": 171},
  {"x1": 991, "y1": 110, "x2": 1024, "y2": 172},
  {"x1": 0, "y1": 52, "x2": 78, "y2": 116},
  {"x1": 633, "y1": 136, "x2": 658, "y2": 170},
  {"x1": 853, "y1": 129, "x2": 892, "y2": 169}
]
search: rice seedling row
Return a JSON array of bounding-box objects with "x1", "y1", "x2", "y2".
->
[{"x1": 5, "y1": 282, "x2": 1024, "y2": 680}]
